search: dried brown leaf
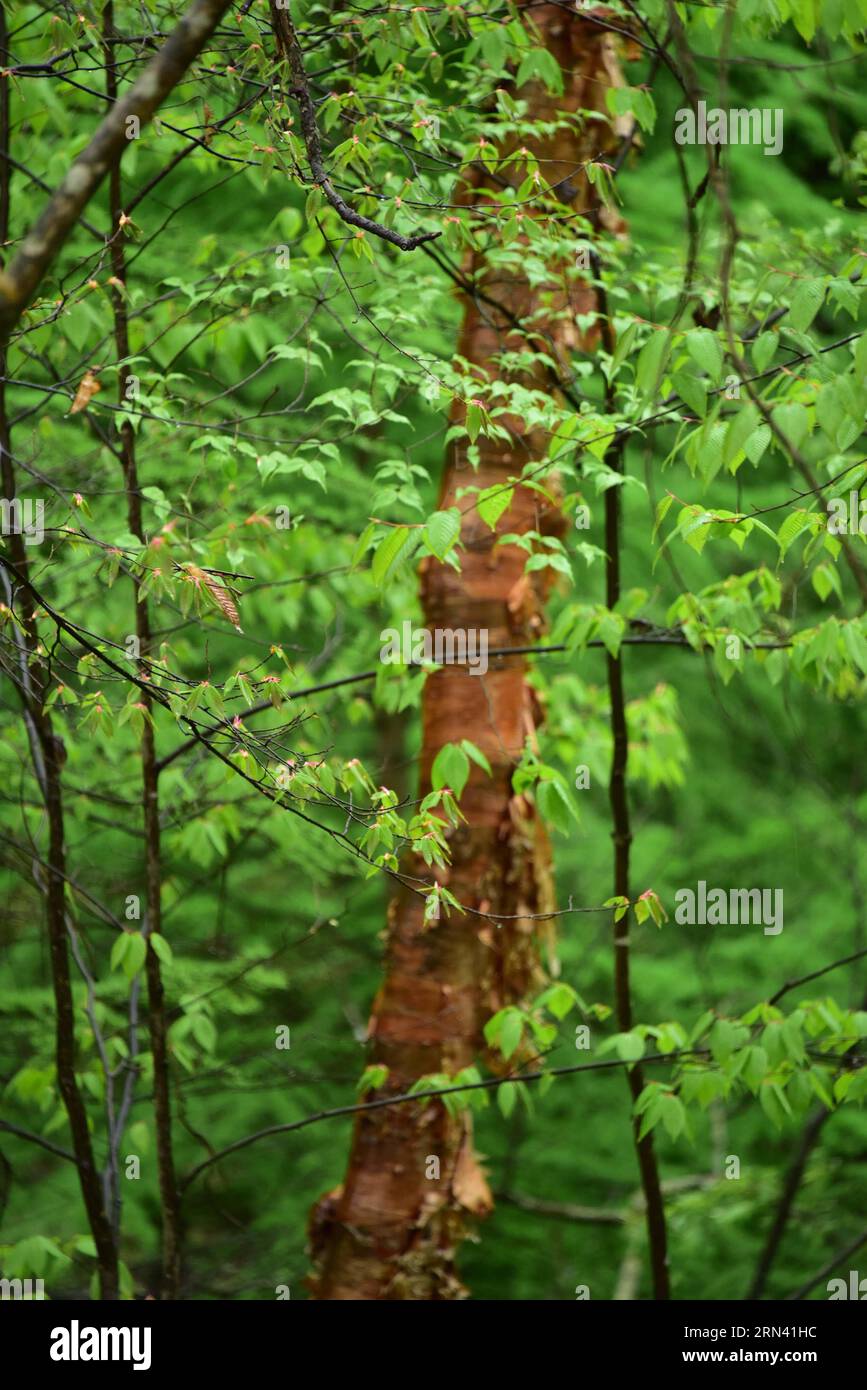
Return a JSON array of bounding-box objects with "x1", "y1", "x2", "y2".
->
[
  {"x1": 70, "y1": 369, "x2": 101, "y2": 414},
  {"x1": 452, "y1": 1129, "x2": 493, "y2": 1216}
]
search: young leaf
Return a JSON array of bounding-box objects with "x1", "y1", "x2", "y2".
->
[
  {"x1": 122, "y1": 932, "x2": 147, "y2": 981},
  {"x1": 431, "y1": 743, "x2": 470, "y2": 798},
  {"x1": 149, "y1": 933, "x2": 173, "y2": 966},
  {"x1": 424, "y1": 508, "x2": 461, "y2": 561},
  {"x1": 477, "y1": 486, "x2": 513, "y2": 531}
]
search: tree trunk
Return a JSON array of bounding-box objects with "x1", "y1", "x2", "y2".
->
[{"x1": 309, "y1": 8, "x2": 629, "y2": 1300}]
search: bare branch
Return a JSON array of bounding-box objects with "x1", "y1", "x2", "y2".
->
[{"x1": 0, "y1": 1119, "x2": 75, "y2": 1164}]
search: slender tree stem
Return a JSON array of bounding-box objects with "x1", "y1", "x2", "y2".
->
[
  {"x1": 747, "y1": 1107, "x2": 828, "y2": 1300},
  {"x1": 598, "y1": 254, "x2": 670, "y2": 1300},
  {"x1": 0, "y1": 2, "x2": 118, "y2": 1296},
  {"x1": 604, "y1": 479, "x2": 670, "y2": 1301},
  {"x1": 103, "y1": 1, "x2": 181, "y2": 1300}
]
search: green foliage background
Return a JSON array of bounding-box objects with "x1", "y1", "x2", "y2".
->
[{"x1": 1, "y1": 0, "x2": 866, "y2": 1299}]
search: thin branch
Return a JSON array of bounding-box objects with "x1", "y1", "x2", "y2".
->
[
  {"x1": 747, "y1": 1107, "x2": 829, "y2": 1301},
  {"x1": 153, "y1": 629, "x2": 794, "y2": 774},
  {"x1": 179, "y1": 1049, "x2": 706, "y2": 1195},
  {"x1": 768, "y1": 947, "x2": 867, "y2": 1008},
  {"x1": 496, "y1": 1189, "x2": 626, "y2": 1225},
  {"x1": 269, "y1": 0, "x2": 440, "y2": 253},
  {"x1": 0, "y1": 1119, "x2": 75, "y2": 1164},
  {"x1": 784, "y1": 1228, "x2": 867, "y2": 1301},
  {"x1": 0, "y1": 0, "x2": 237, "y2": 341}
]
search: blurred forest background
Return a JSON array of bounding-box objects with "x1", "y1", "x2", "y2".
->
[{"x1": 1, "y1": 0, "x2": 866, "y2": 1300}]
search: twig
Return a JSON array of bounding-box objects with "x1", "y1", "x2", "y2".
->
[
  {"x1": 0, "y1": 0, "x2": 237, "y2": 340},
  {"x1": 0, "y1": 1119, "x2": 75, "y2": 1164},
  {"x1": 784, "y1": 1228, "x2": 867, "y2": 1301},
  {"x1": 269, "y1": 0, "x2": 439, "y2": 253}
]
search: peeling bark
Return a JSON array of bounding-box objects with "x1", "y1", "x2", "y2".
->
[{"x1": 309, "y1": 8, "x2": 629, "y2": 1300}]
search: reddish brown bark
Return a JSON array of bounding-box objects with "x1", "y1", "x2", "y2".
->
[{"x1": 309, "y1": 9, "x2": 630, "y2": 1300}]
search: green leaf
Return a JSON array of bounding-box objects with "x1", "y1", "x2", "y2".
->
[
  {"x1": 484, "y1": 1007, "x2": 509, "y2": 1049},
  {"x1": 843, "y1": 622, "x2": 867, "y2": 674},
  {"x1": 604, "y1": 895, "x2": 630, "y2": 923},
  {"x1": 709, "y1": 1018, "x2": 749, "y2": 1063},
  {"x1": 855, "y1": 332, "x2": 867, "y2": 386},
  {"x1": 497, "y1": 1081, "x2": 517, "y2": 1118},
  {"x1": 635, "y1": 330, "x2": 671, "y2": 401},
  {"x1": 815, "y1": 380, "x2": 846, "y2": 446},
  {"x1": 600, "y1": 1030, "x2": 645, "y2": 1063},
  {"x1": 638, "y1": 1094, "x2": 664, "y2": 1139},
  {"x1": 466, "y1": 401, "x2": 482, "y2": 442},
  {"x1": 597, "y1": 610, "x2": 626, "y2": 657},
  {"x1": 537, "y1": 982, "x2": 578, "y2": 1021},
  {"x1": 680, "y1": 511, "x2": 713, "y2": 554},
  {"x1": 477, "y1": 486, "x2": 513, "y2": 531},
  {"x1": 191, "y1": 1013, "x2": 217, "y2": 1051},
  {"x1": 515, "y1": 47, "x2": 563, "y2": 95},
  {"x1": 751, "y1": 332, "x2": 777, "y2": 375},
  {"x1": 741, "y1": 1045, "x2": 769, "y2": 1091},
  {"x1": 526, "y1": 551, "x2": 572, "y2": 579},
  {"x1": 686, "y1": 329, "x2": 724, "y2": 383},
  {"x1": 499, "y1": 1008, "x2": 524, "y2": 1061},
  {"x1": 788, "y1": 278, "x2": 824, "y2": 334},
  {"x1": 141, "y1": 485, "x2": 170, "y2": 520},
  {"x1": 724, "y1": 402, "x2": 760, "y2": 469},
  {"x1": 431, "y1": 742, "x2": 470, "y2": 797},
  {"x1": 352, "y1": 521, "x2": 377, "y2": 567},
  {"x1": 424, "y1": 508, "x2": 461, "y2": 560},
  {"x1": 536, "y1": 776, "x2": 579, "y2": 834},
  {"x1": 790, "y1": 0, "x2": 817, "y2": 41},
  {"x1": 653, "y1": 493, "x2": 674, "y2": 540},
  {"x1": 122, "y1": 932, "x2": 147, "y2": 981},
  {"x1": 149, "y1": 932, "x2": 173, "y2": 966},
  {"x1": 659, "y1": 1093, "x2": 686, "y2": 1139},
  {"x1": 759, "y1": 1081, "x2": 789, "y2": 1128},
  {"x1": 671, "y1": 369, "x2": 707, "y2": 420},
  {"x1": 530, "y1": 1019, "x2": 557, "y2": 1048},
  {"x1": 744, "y1": 424, "x2": 771, "y2": 465},
  {"x1": 356, "y1": 1064, "x2": 389, "y2": 1095},
  {"x1": 300, "y1": 458, "x2": 327, "y2": 490},
  {"x1": 460, "y1": 739, "x2": 492, "y2": 776},
  {"x1": 812, "y1": 562, "x2": 841, "y2": 603},
  {"x1": 608, "y1": 320, "x2": 639, "y2": 381},
  {"x1": 617, "y1": 1031, "x2": 645, "y2": 1063},
  {"x1": 371, "y1": 526, "x2": 419, "y2": 587},
  {"x1": 772, "y1": 402, "x2": 809, "y2": 453},
  {"x1": 777, "y1": 509, "x2": 812, "y2": 559},
  {"x1": 689, "y1": 1009, "x2": 716, "y2": 1044},
  {"x1": 110, "y1": 932, "x2": 131, "y2": 972}
]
